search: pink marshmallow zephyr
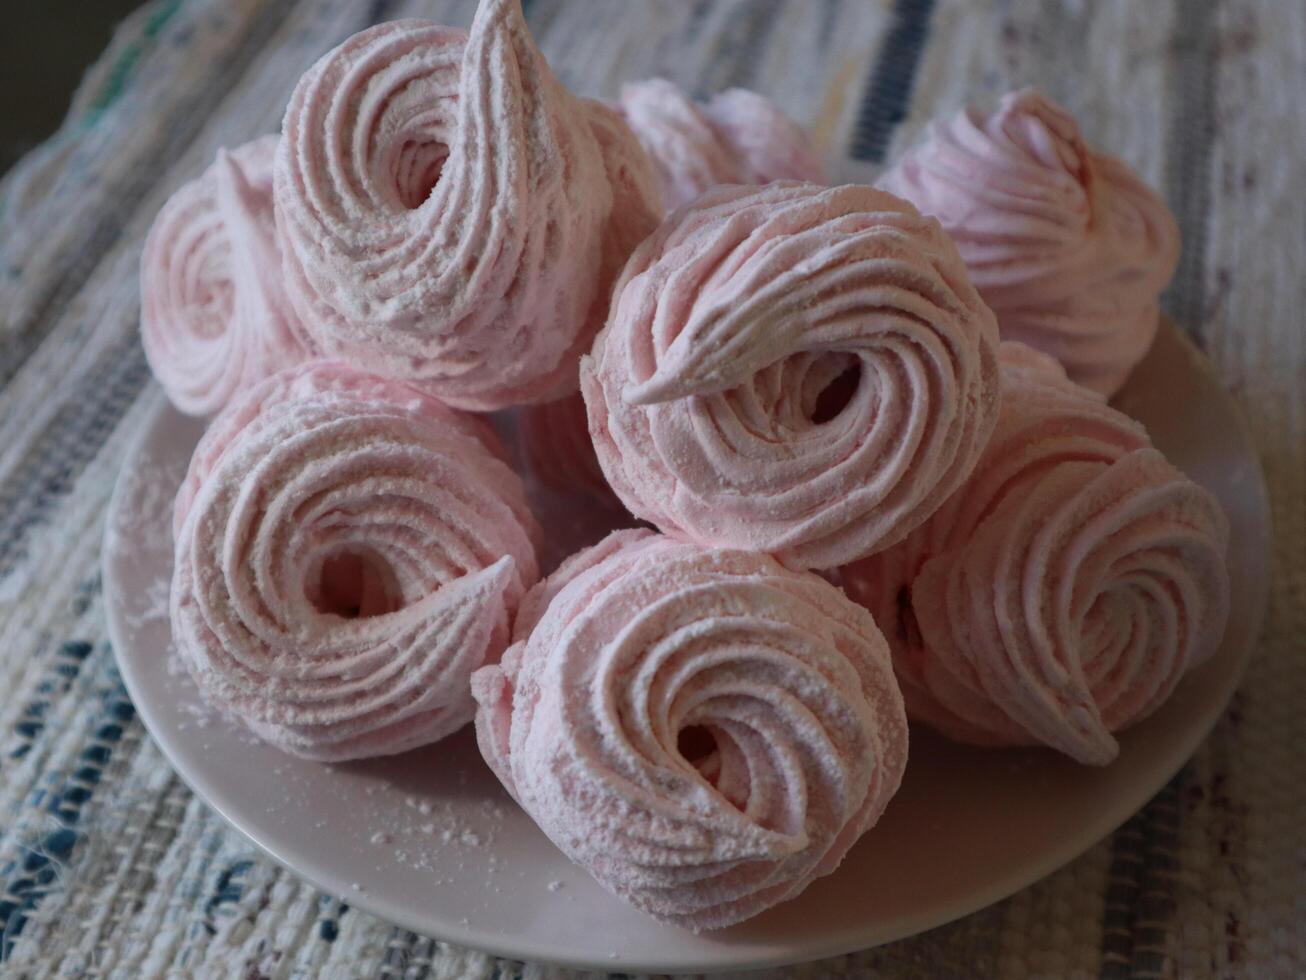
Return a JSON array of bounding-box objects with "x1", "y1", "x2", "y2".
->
[
  {"x1": 582, "y1": 181, "x2": 1001, "y2": 570},
  {"x1": 878, "y1": 88, "x2": 1180, "y2": 397},
  {"x1": 273, "y1": 1, "x2": 661, "y2": 411},
  {"x1": 472, "y1": 529, "x2": 908, "y2": 930},
  {"x1": 141, "y1": 135, "x2": 307, "y2": 417},
  {"x1": 617, "y1": 78, "x2": 827, "y2": 210},
  {"x1": 171, "y1": 361, "x2": 540, "y2": 761},
  {"x1": 840, "y1": 344, "x2": 1230, "y2": 765}
]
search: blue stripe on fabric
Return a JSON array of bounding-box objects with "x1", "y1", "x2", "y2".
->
[
  {"x1": 5, "y1": 641, "x2": 94, "y2": 763},
  {"x1": 365, "y1": 0, "x2": 400, "y2": 24},
  {"x1": 0, "y1": 338, "x2": 150, "y2": 581},
  {"x1": 317, "y1": 895, "x2": 348, "y2": 943},
  {"x1": 714, "y1": 0, "x2": 783, "y2": 91},
  {"x1": 0, "y1": 651, "x2": 135, "y2": 961},
  {"x1": 847, "y1": 0, "x2": 936, "y2": 163},
  {"x1": 202, "y1": 860, "x2": 255, "y2": 936},
  {"x1": 1099, "y1": 772, "x2": 1188, "y2": 979},
  {"x1": 1160, "y1": 0, "x2": 1219, "y2": 347}
]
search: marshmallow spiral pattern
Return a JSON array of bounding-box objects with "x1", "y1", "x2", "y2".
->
[
  {"x1": 172, "y1": 362, "x2": 540, "y2": 761},
  {"x1": 142, "y1": 136, "x2": 306, "y2": 416},
  {"x1": 274, "y1": 3, "x2": 661, "y2": 410},
  {"x1": 582, "y1": 182, "x2": 1001, "y2": 569},
  {"x1": 841, "y1": 345, "x2": 1230, "y2": 764},
  {"x1": 879, "y1": 89, "x2": 1180, "y2": 396},
  {"x1": 472, "y1": 529, "x2": 908, "y2": 930},
  {"x1": 618, "y1": 79, "x2": 826, "y2": 210}
]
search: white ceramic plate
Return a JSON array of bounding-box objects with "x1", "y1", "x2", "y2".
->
[{"x1": 104, "y1": 320, "x2": 1270, "y2": 974}]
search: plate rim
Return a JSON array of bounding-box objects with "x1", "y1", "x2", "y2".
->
[{"x1": 102, "y1": 321, "x2": 1272, "y2": 974}]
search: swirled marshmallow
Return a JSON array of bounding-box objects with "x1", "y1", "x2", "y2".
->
[
  {"x1": 617, "y1": 79, "x2": 826, "y2": 209},
  {"x1": 841, "y1": 344, "x2": 1230, "y2": 764},
  {"x1": 171, "y1": 361, "x2": 540, "y2": 760},
  {"x1": 879, "y1": 88, "x2": 1180, "y2": 396},
  {"x1": 141, "y1": 135, "x2": 307, "y2": 416},
  {"x1": 273, "y1": 3, "x2": 661, "y2": 410},
  {"x1": 473, "y1": 529, "x2": 907, "y2": 929},
  {"x1": 582, "y1": 181, "x2": 1001, "y2": 569}
]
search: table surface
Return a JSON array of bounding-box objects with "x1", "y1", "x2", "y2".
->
[{"x1": 0, "y1": 1, "x2": 1301, "y2": 978}]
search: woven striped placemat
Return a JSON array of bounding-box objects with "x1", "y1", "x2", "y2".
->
[{"x1": 0, "y1": 2, "x2": 1300, "y2": 977}]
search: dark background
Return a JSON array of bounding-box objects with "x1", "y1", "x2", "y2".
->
[{"x1": 1, "y1": 1, "x2": 143, "y2": 174}]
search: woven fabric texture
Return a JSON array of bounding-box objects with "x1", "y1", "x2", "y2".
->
[{"x1": 0, "y1": 1, "x2": 1300, "y2": 977}]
